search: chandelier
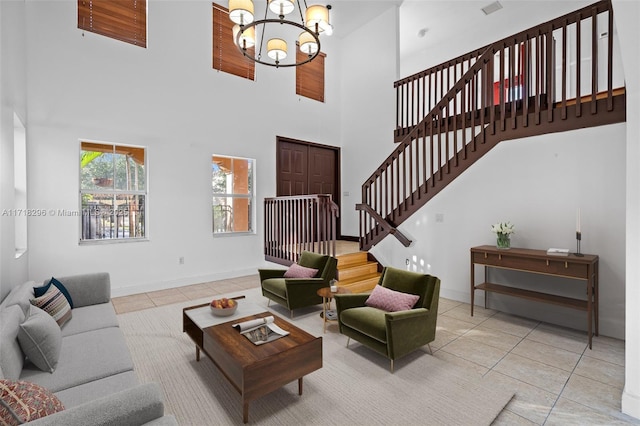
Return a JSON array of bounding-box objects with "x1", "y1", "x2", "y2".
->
[{"x1": 228, "y1": 0, "x2": 333, "y2": 68}]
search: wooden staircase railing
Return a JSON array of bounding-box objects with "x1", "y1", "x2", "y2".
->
[
  {"x1": 359, "y1": 0, "x2": 625, "y2": 251},
  {"x1": 264, "y1": 195, "x2": 339, "y2": 266}
]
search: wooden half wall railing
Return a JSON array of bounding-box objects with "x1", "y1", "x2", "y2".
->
[
  {"x1": 264, "y1": 194, "x2": 339, "y2": 266},
  {"x1": 394, "y1": 0, "x2": 616, "y2": 142},
  {"x1": 359, "y1": 0, "x2": 620, "y2": 251}
]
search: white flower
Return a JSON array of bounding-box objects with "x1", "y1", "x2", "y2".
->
[{"x1": 492, "y1": 221, "x2": 515, "y2": 235}]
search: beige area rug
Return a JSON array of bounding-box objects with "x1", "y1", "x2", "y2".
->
[{"x1": 117, "y1": 288, "x2": 515, "y2": 425}]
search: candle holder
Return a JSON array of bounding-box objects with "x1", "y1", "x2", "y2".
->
[{"x1": 574, "y1": 231, "x2": 584, "y2": 257}]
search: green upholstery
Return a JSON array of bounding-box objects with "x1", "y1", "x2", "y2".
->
[
  {"x1": 335, "y1": 266, "x2": 440, "y2": 371},
  {"x1": 259, "y1": 251, "x2": 338, "y2": 317}
]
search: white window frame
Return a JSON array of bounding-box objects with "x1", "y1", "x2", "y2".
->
[
  {"x1": 79, "y1": 139, "x2": 148, "y2": 244},
  {"x1": 212, "y1": 154, "x2": 256, "y2": 236}
]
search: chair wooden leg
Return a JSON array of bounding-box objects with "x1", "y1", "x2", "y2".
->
[
  {"x1": 390, "y1": 359, "x2": 394, "y2": 373},
  {"x1": 290, "y1": 310, "x2": 293, "y2": 318},
  {"x1": 346, "y1": 337, "x2": 350, "y2": 348},
  {"x1": 427, "y1": 343, "x2": 433, "y2": 354},
  {"x1": 267, "y1": 299, "x2": 271, "y2": 306}
]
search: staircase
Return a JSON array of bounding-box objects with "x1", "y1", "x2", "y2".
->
[
  {"x1": 335, "y1": 251, "x2": 381, "y2": 293},
  {"x1": 357, "y1": 0, "x2": 625, "y2": 251}
]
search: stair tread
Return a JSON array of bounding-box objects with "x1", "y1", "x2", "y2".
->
[
  {"x1": 336, "y1": 252, "x2": 369, "y2": 266},
  {"x1": 337, "y1": 272, "x2": 380, "y2": 285},
  {"x1": 341, "y1": 280, "x2": 377, "y2": 293},
  {"x1": 337, "y1": 262, "x2": 379, "y2": 279}
]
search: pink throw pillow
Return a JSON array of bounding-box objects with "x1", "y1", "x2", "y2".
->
[
  {"x1": 365, "y1": 285, "x2": 420, "y2": 312},
  {"x1": 284, "y1": 263, "x2": 319, "y2": 279}
]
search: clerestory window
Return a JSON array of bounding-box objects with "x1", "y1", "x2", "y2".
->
[{"x1": 77, "y1": 0, "x2": 147, "y2": 48}]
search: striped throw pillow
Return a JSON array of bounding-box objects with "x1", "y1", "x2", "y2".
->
[{"x1": 30, "y1": 285, "x2": 72, "y2": 327}]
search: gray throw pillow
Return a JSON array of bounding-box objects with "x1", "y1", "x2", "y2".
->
[{"x1": 17, "y1": 306, "x2": 62, "y2": 373}]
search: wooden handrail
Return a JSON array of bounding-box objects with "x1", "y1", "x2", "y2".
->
[
  {"x1": 356, "y1": 203, "x2": 411, "y2": 248},
  {"x1": 264, "y1": 195, "x2": 338, "y2": 265},
  {"x1": 360, "y1": 0, "x2": 620, "y2": 251}
]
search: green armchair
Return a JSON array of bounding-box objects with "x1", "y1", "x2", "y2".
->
[
  {"x1": 259, "y1": 251, "x2": 338, "y2": 317},
  {"x1": 334, "y1": 266, "x2": 440, "y2": 372}
]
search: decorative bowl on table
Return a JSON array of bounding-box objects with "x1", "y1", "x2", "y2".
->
[{"x1": 210, "y1": 298, "x2": 238, "y2": 316}]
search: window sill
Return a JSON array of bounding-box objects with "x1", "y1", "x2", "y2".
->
[
  {"x1": 213, "y1": 231, "x2": 256, "y2": 238},
  {"x1": 79, "y1": 238, "x2": 149, "y2": 246}
]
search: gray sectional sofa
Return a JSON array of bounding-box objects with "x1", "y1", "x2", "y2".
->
[{"x1": 0, "y1": 273, "x2": 177, "y2": 425}]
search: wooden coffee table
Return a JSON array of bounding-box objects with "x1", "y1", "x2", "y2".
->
[{"x1": 183, "y1": 303, "x2": 322, "y2": 423}]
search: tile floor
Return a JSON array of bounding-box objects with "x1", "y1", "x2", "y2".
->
[{"x1": 111, "y1": 247, "x2": 638, "y2": 425}]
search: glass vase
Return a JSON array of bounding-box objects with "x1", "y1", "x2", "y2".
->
[{"x1": 496, "y1": 233, "x2": 511, "y2": 249}]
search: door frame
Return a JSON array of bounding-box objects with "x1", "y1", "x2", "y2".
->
[{"x1": 276, "y1": 136, "x2": 342, "y2": 238}]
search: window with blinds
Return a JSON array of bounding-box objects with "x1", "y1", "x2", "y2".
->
[
  {"x1": 296, "y1": 48, "x2": 326, "y2": 102},
  {"x1": 77, "y1": 0, "x2": 147, "y2": 48},
  {"x1": 212, "y1": 3, "x2": 255, "y2": 81}
]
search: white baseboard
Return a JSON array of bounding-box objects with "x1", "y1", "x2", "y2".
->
[
  {"x1": 622, "y1": 388, "x2": 640, "y2": 421},
  {"x1": 111, "y1": 267, "x2": 260, "y2": 298}
]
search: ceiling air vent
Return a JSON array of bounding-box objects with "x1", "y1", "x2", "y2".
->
[{"x1": 482, "y1": 1, "x2": 503, "y2": 15}]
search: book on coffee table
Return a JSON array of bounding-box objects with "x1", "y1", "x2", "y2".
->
[{"x1": 232, "y1": 315, "x2": 290, "y2": 345}]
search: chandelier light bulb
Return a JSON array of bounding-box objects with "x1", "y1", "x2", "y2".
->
[
  {"x1": 268, "y1": 0, "x2": 295, "y2": 17},
  {"x1": 229, "y1": 0, "x2": 254, "y2": 25},
  {"x1": 233, "y1": 25, "x2": 256, "y2": 49},
  {"x1": 298, "y1": 31, "x2": 318, "y2": 55},
  {"x1": 305, "y1": 5, "x2": 329, "y2": 34},
  {"x1": 267, "y1": 38, "x2": 288, "y2": 63}
]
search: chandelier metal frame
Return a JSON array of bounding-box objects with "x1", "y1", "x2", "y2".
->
[
  {"x1": 236, "y1": 18, "x2": 321, "y2": 68},
  {"x1": 232, "y1": 1, "x2": 331, "y2": 68}
]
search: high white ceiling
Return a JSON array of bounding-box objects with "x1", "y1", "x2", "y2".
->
[{"x1": 397, "y1": 0, "x2": 593, "y2": 62}]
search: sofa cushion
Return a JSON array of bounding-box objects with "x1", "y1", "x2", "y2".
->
[
  {"x1": 47, "y1": 273, "x2": 111, "y2": 308},
  {"x1": 31, "y1": 285, "x2": 72, "y2": 327},
  {"x1": 339, "y1": 306, "x2": 387, "y2": 343},
  {"x1": 34, "y1": 277, "x2": 74, "y2": 309},
  {"x1": 0, "y1": 281, "x2": 35, "y2": 316},
  {"x1": 19, "y1": 327, "x2": 134, "y2": 393},
  {"x1": 0, "y1": 379, "x2": 65, "y2": 424},
  {"x1": 261, "y1": 278, "x2": 287, "y2": 299},
  {"x1": 28, "y1": 383, "x2": 166, "y2": 426},
  {"x1": 17, "y1": 306, "x2": 62, "y2": 373},
  {"x1": 60, "y1": 303, "x2": 119, "y2": 338},
  {"x1": 284, "y1": 263, "x2": 318, "y2": 278},
  {"x1": 365, "y1": 285, "x2": 419, "y2": 312},
  {"x1": 0, "y1": 305, "x2": 26, "y2": 380},
  {"x1": 53, "y1": 371, "x2": 138, "y2": 408}
]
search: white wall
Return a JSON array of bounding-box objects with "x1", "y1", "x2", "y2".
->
[
  {"x1": 0, "y1": 0, "x2": 29, "y2": 300},
  {"x1": 339, "y1": 6, "x2": 399, "y2": 237},
  {"x1": 24, "y1": 0, "x2": 342, "y2": 296},
  {"x1": 371, "y1": 124, "x2": 626, "y2": 339},
  {"x1": 612, "y1": 0, "x2": 640, "y2": 419},
  {"x1": 400, "y1": 1, "x2": 592, "y2": 78}
]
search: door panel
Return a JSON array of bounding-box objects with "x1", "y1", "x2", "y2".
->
[
  {"x1": 278, "y1": 142, "x2": 308, "y2": 196},
  {"x1": 309, "y1": 146, "x2": 335, "y2": 196}
]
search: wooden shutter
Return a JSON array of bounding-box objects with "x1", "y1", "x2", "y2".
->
[
  {"x1": 296, "y1": 48, "x2": 325, "y2": 102},
  {"x1": 212, "y1": 3, "x2": 255, "y2": 81},
  {"x1": 78, "y1": 0, "x2": 147, "y2": 48}
]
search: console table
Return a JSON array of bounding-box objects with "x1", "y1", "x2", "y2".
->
[{"x1": 470, "y1": 245, "x2": 598, "y2": 348}]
